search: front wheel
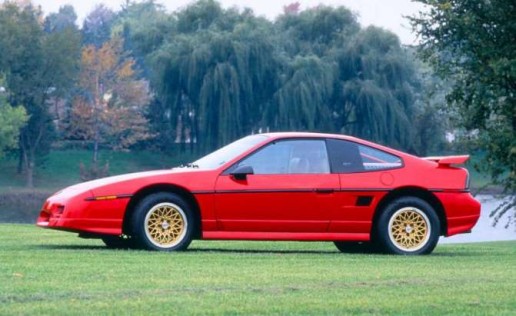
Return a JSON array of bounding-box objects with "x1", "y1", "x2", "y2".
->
[
  {"x1": 131, "y1": 192, "x2": 194, "y2": 251},
  {"x1": 376, "y1": 197, "x2": 440, "y2": 255}
]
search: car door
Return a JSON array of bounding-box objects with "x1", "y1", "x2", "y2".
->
[
  {"x1": 214, "y1": 139, "x2": 340, "y2": 232},
  {"x1": 326, "y1": 138, "x2": 403, "y2": 233}
]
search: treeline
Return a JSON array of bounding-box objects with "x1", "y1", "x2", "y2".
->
[{"x1": 0, "y1": 0, "x2": 446, "y2": 187}]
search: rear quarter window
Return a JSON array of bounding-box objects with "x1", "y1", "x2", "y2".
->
[{"x1": 327, "y1": 139, "x2": 402, "y2": 173}]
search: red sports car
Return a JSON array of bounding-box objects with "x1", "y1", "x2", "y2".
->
[{"x1": 37, "y1": 132, "x2": 480, "y2": 255}]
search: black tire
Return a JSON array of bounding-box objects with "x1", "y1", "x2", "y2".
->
[
  {"x1": 102, "y1": 236, "x2": 134, "y2": 249},
  {"x1": 376, "y1": 197, "x2": 440, "y2": 255},
  {"x1": 131, "y1": 192, "x2": 194, "y2": 251},
  {"x1": 333, "y1": 241, "x2": 379, "y2": 254}
]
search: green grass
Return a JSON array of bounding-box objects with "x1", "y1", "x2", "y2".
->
[{"x1": 1, "y1": 225, "x2": 515, "y2": 315}]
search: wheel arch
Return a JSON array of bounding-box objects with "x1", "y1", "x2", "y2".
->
[
  {"x1": 123, "y1": 184, "x2": 202, "y2": 239},
  {"x1": 372, "y1": 186, "x2": 447, "y2": 237}
]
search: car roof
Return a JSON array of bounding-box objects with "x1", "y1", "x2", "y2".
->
[
  {"x1": 260, "y1": 132, "x2": 356, "y2": 140},
  {"x1": 258, "y1": 132, "x2": 415, "y2": 160}
]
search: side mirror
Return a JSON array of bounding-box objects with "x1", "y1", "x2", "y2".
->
[{"x1": 230, "y1": 165, "x2": 254, "y2": 181}]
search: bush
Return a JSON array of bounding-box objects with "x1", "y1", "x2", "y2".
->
[
  {"x1": 79, "y1": 162, "x2": 109, "y2": 181},
  {"x1": 0, "y1": 190, "x2": 52, "y2": 223}
]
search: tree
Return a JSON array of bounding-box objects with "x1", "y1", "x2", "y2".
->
[
  {"x1": 43, "y1": 4, "x2": 77, "y2": 32},
  {"x1": 0, "y1": 94, "x2": 28, "y2": 158},
  {"x1": 411, "y1": 0, "x2": 515, "y2": 227},
  {"x1": 275, "y1": 4, "x2": 359, "y2": 56},
  {"x1": 275, "y1": 8, "x2": 423, "y2": 151},
  {"x1": 0, "y1": 2, "x2": 81, "y2": 187},
  {"x1": 114, "y1": 1, "x2": 173, "y2": 62},
  {"x1": 129, "y1": 1, "x2": 435, "y2": 156},
  {"x1": 272, "y1": 55, "x2": 335, "y2": 132},
  {"x1": 410, "y1": 54, "x2": 449, "y2": 157},
  {"x1": 283, "y1": 2, "x2": 301, "y2": 15},
  {"x1": 67, "y1": 36, "x2": 152, "y2": 174},
  {"x1": 82, "y1": 4, "x2": 116, "y2": 47},
  {"x1": 147, "y1": 1, "x2": 278, "y2": 152}
]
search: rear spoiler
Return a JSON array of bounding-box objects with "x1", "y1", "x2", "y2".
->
[{"x1": 424, "y1": 155, "x2": 470, "y2": 166}]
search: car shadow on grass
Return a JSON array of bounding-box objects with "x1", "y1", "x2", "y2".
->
[
  {"x1": 31, "y1": 244, "x2": 111, "y2": 251},
  {"x1": 188, "y1": 248, "x2": 339, "y2": 255},
  {"x1": 29, "y1": 244, "x2": 486, "y2": 257},
  {"x1": 188, "y1": 248, "x2": 484, "y2": 256},
  {"x1": 32, "y1": 244, "x2": 344, "y2": 254}
]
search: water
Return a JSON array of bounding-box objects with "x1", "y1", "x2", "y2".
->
[{"x1": 440, "y1": 195, "x2": 515, "y2": 244}]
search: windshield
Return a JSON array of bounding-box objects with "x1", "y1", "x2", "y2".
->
[{"x1": 191, "y1": 135, "x2": 268, "y2": 169}]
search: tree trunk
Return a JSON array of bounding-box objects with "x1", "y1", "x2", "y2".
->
[
  {"x1": 26, "y1": 163, "x2": 34, "y2": 189},
  {"x1": 22, "y1": 148, "x2": 34, "y2": 188},
  {"x1": 93, "y1": 138, "x2": 99, "y2": 166},
  {"x1": 17, "y1": 145, "x2": 23, "y2": 174},
  {"x1": 93, "y1": 73, "x2": 101, "y2": 168}
]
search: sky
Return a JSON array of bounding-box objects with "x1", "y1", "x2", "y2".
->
[{"x1": 29, "y1": 0, "x2": 426, "y2": 45}]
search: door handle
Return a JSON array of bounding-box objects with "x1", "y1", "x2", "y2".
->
[{"x1": 315, "y1": 188, "x2": 335, "y2": 194}]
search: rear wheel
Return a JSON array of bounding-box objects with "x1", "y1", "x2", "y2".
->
[
  {"x1": 131, "y1": 192, "x2": 194, "y2": 251},
  {"x1": 376, "y1": 197, "x2": 440, "y2": 255}
]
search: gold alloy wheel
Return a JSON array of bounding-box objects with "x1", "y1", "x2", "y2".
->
[
  {"x1": 144, "y1": 202, "x2": 187, "y2": 248},
  {"x1": 388, "y1": 207, "x2": 431, "y2": 252}
]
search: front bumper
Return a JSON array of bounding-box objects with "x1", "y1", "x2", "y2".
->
[{"x1": 37, "y1": 192, "x2": 128, "y2": 236}]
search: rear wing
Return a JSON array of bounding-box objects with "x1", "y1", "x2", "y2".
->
[{"x1": 423, "y1": 155, "x2": 470, "y2": 166}]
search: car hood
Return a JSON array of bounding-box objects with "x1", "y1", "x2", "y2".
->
[{"x1": 53, "y1": 168, "x2": 204, "y2": 197}]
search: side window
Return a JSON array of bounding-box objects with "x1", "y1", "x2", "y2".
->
[
  {"x1": 358, "y1": 145, "x2": 402, "y2": 171},
  {"x1": 236, "y1": 139, "x2": 330, "y2": 175},
  {"x1": 327, "y1": 139, "x2": 402, "y2": 173}
]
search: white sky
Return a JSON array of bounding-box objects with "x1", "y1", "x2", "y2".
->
[{"x1": 28, "y1": 0, "x2": 425, "y2": 45}]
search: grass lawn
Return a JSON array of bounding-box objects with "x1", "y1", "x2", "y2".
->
[{"x1": 1, "y1": 225, "x2": 514, "y2": 315}]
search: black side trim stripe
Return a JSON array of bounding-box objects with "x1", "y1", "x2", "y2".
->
[
  {"x1": 191, "y1": 190, "x2": 215, "y2": 195},
  {"x1": 338, "y1": 188, "x2": 392, "y2": 192},
  {"x1": 216, "y1": 188, "x2": 313, "y2": 194},
  {"x1": 117, "y1": 194, "x2": 134, "y2": 198},
  {"x1": 192, "y1": 188, "x2": 392, "y2": 195},
  {"x1": 428, "y1": 189, "x2": 470, "y2": 193}
]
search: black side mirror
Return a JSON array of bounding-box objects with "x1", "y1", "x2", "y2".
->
[{"x1": 230, "y1": 165, "x2": 254, "y2": 181}]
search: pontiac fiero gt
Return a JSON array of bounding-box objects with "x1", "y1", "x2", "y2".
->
[{"x1": 37, "y1": 132, "x2": 480, "y2": 255}]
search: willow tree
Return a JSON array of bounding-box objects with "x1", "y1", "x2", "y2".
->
[
  {"x1": 275, "y1": 4, "x2": 360, "y2": 57},
  {"x1": 273, "y1": 7, "x2": 422, "y2": 151},
  {"x1": 331, "y1": 27, "x2": 419, "y2": 150},
  {"x1": 129, "y1": 1, "x2": 434, "y2": 155},
  {"x1": 148, "y1": 0, "x2": 278, "y2": 153},
  {"x1": 272, "y1": 55, "x2": 335, "y2": 131}
]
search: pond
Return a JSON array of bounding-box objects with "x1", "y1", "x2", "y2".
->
[{"x1": 440, "y1": 195, "x2": 515, "y2": 244}]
